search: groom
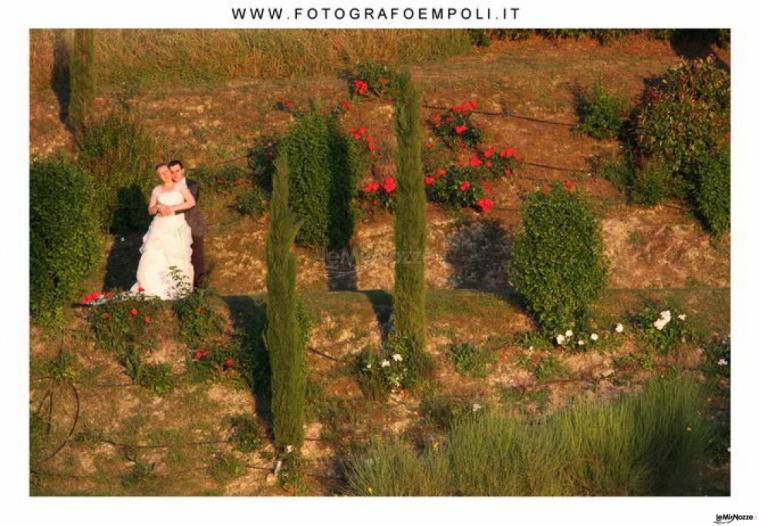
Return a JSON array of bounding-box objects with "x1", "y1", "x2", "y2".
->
[{"x1": 168, "y1": 159, "x2": 207, "y2": 288}]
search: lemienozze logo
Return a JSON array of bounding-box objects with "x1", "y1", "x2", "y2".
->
[{"x1": 714, "y1": 514, "x2": 756, "y2": 525}]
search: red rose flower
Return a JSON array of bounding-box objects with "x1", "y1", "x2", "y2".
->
[
  {"x1": 225, "y1": 358, "x2": 234, "y2": 367},
  {"x1": 454, "y1": 124, "x2": 467, "y2": 135},
  {"x1": 143, "y1": 316, "x2": 151, "y2": 324},
  {"x1": 363, "y1": 181, "x2": 381, "y2": 193},
  {"x1": 543, "y1": 183, "x2": 552, "y2": 191},
  {"x1": 193, "y1": 350, "x2": 204, "y2": 360},
  {"x1": 476, "y1": 198, "x2": 493, "y2": 213},
  {"x1": 468, "y1": 155, "x2": 483, "y2": 167},
  {"x1": 431, "y1": 113, "x2": 441, "y2": 123},
  {"x1": 138, "y1": 286, "x2": 145, "y2": 293},
  {"x1": 459, "y1": 180, "x2": 471, "y2": 191},
  {"x1": 341, "y1": 100, "x2": 351, "y2": 111},
  {"x1": 504, "y1": 169, "x2": 513, "y2": 176},
  {"x1": 485, "y1": 161, "x2": 493, "y2": 168},
  {"x1": 484, "y1": 148, "x2": 494, "y2": 158},
  {"x1": 564, "y1": 180, "x2": 576, "y2": 191},
  {"x1": 435, "y1": 167, "x2": 447, "y2": 178},
  {"x1": 424, "y1": 176, "x2": 435, "y2": 185},
  {"x1": 425, "y1": 143, "x2": 433, "y2": 150},
  {"x1": 382, "y1": 177, "x2": 397, "y2": 193},
  {"x1": 102, "y1": 312, "x2": 111, "y2": 320},
  {"x1": 130, "y1": 308, "x2": 138, "y2": 317},
  {"x1": 501, "y1": 147, "x2": 516, "y2": 158},
  {"x1": 353, "y1": 79, "x2": 369, "y2": 95}
]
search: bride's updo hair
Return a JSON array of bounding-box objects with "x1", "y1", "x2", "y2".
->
[{"x1": 155, "y1": 162, "x2": 168, "y2": 171}]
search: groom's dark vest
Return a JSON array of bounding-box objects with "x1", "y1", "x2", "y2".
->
[{"x1": 183, "y1": 178, "x2": 207, "y2": 237}]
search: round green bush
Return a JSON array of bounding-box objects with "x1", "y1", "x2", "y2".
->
[
  {"x1": 509, "y1": 185, "x2": 608, "y2": 333},
  {"x1": 30, "y1": 157, "x2": 103, "y2": 320},
  {"x1": 692, "y1": 145, "x2": 730, "y2": 234},
  {"x1": 632, "y1": 57, "x2": 729, "y2": 175}
]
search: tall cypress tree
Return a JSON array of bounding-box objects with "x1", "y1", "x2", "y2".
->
[
  {"x1": 393, "y1": 71, "x2": 428, "y2": 359},
  {"x1": 265, "y1": 152, "x2": 306, "y2": 451},
  {"x1": 69, "y1": 29, "x2": 95, "y2": 136}
]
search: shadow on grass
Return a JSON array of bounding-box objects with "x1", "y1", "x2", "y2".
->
[
  {"x1": 51, "y1": 29, "x2": 73, "y2": 133},
  {"x1": 223, "y1": 295, "x2": 272, "y2": 436},
  {"x1": 102, "y1": 233, "x2": 142, "y2": 291},
  {"x1": 358, "y1": 290, "x2": 393, "y2": 345}
]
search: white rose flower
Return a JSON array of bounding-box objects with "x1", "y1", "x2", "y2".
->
[
  {"x1": 590, "y1": 333, "x2": 599, "y2": 341},
  {"x1": 615, "y1": 323, "x2": 624, "y2": 333},
  {"x1": 717, "y1": 358, "x2": 728, "y2": 366},
  {"x1": 392, "y1": 354, "x2": 403, "y2": 362},
  {"x1": 578, "y1": 340, "x2": 585, "y2": 346},
  {"x1": 285, "y1": 445, "x2": 293, "y2": 453},
  {"x1": 678, "y1": 314, "x2": 687, "y2": 321},
  {"x1": 381, "y1": 360, "x2": 391, "y2": 368},
  {"x1": 660, "y1": 310, "x2": 671, "y2": 321},
  {"x1": 528, "y1": 346, "x2": 534, "y2": 351},
  {"x1": 556, "y1": 334, "x2": 566, "y2": 345},
  {"x1": 653, "y1": 318, "x2": 669, "y2": 331},
  {"x1": 565, "y1": 330, "x2": 573, "y2": 337},
  {"x1": 365, "y1": 363, "x2": 372, "y2": 370},
  {"x1": 471, "y1": 403, "x2": 482, "y2": 412}
]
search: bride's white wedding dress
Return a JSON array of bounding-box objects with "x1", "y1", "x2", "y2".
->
[{"x1": 130, "y1": 185, "x2": 194, "y2": 300}]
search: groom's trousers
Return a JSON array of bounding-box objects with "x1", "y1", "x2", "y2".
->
[{"x1": 192, "y1": 235, "x2": 206, "y2": 287}]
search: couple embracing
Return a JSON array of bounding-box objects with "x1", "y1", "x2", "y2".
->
[{"x1": 130, "y1": 160, "x2": 206, "y2": 300}]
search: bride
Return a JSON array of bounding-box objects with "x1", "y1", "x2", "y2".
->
[{"x1": 130, "y1": 163, "x2": 196, "y2": 299}]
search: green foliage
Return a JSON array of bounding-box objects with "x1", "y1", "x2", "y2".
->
[
  {"x1": 430, "y1": 103, "x2": 484, "y2": 149},
  {"x1": 46, "y1": 351, "x2": 79, "y2": 382},
  {"x1": 691, "y1": 145, "x2": 730, "y2": 234},
  {"x1": 185, "y1": 342, "x2": 243, "y2": 383},
  {"x1": 207, "y1": 453, "x2": 246, "y2": 484},
  {"x1": 447, "y1": 342, "x2": 496, "y2": 378},
  {"x1": 121, "y1": 350, "x2": 174, "y2": 395},
  {"x1": 88, "y1": 294, "x2": 162, "y2": 356},
  {"x1": 353, "y1": 61, "x2": 402, "y2": 98},
  {"x1": 30, "y1": 157, "x2": 102, "y2": 321},
  {"x1": 68, "y1": 29, "x2": 95, "y2": 134},
  {"x1": 632, "y1": 57, "x2": 729, "y2": 176},
  {"x1": 385, "y1": 333, "x2": 435, "y2": 390},
  {"x1": 77, "y1": 110, "x2": 157, "y2": 233},
  {"x1": 630, "y1": 155, "x2": 687, "y2": 206},
  {"x1": 420, "y1": 394, "x2": 486, "y2": 431},
  {"x1": 225, "y1": 414, "x2": 263, "y2": 453},
  {"x1": 172, "y1": 287, "x2": 225, "y2": 347},
  {"x1": 233, "y1": 186, "x2": 268, "y2": 218},
  {"x1": 631, "y1": 304, "x2": 689, "y2": 354},
  {"x1": 576, "y1": 84, "x2": 628, "y2": 140},
  {"x1": 265, "y1": 152, "x2": 309, "y2": 451},
  {"x1": 510, "y1": 185, "x2": 608, "y2": 334},
  {"x1": 393, "y1": 71, "x2": 430, "y2": 376},
  {"x1": 354, "y1": 346, "x2": 407, "y2": 401},
  {"x1": 345, "y1": 375, "x2": 709, "y2": 495},
  {"x1": 425, "y1": 166, "x2": 486, "y2": 210},
  {"x1": 517, "y1": 351, "x2": 567, "y2": 382},
  {"x1": 284, "y1": 110, "x2": 361, "y2": 247}
]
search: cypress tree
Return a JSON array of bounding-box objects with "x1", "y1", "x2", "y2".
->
[
  {"x1": 392, "y1": 71, "x2": 429, "y2": 369},
  {"x1": 69, "y1": 29, "x2": 95, "y2": 135},
  {"x1": 265, "y1": 152, "x2": 306, "y2": 451}
]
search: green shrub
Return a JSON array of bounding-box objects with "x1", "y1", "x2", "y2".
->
[
  {"x1": 345, "y1": 375, "x2": 709, "y2": 496},
  {"x1": 77, "y1": 110, "x2": 157, "y2": 233},
  {"x1": 517, "y1": 351, "x2": 567, "y2": 382},
  {"x1": 284, "y1": 110, "x2": 361, "y2": 247},
  {"x1": 420, "y1": 394, "x2": 486, "y2": 430},
  {"x1": 353, "y1": 61, "x2": 402, "y2": 98},
  {"x1": 630, "y1": 154, "x2": 687, "y2": 206},
  {"x1": 172, "y1": 287, "x2": 225, "y2": 347},
  {"x1": 510, "y1": 185, "x2": 608, "y2": 333},
  {"x1": 631, "y1": 304, "x2": 689, "y2": 355},
  {"x1": 30, "y1": 157, "x2": 102, "y2": 321},
  {"x1": 632, "y1": 57, "x2": 729, "y2": 176},
  {"x1": 425, "y1": 165, "x2": 486, "y2": 210},
  {"x1": 691, "y1": 145, "x2": 730, "y2": 234},
  {"x1": 233, "y1": 186, "x2": 268, "y2": 217},
  {"x1": 225, "y1": 414, "x2": 263, "y2": 453},
  {"x1": 193, "y1": 164, "x2": 250, "y2": 193},
  {"x1": 576, "y1": 84, "x2": 628, "y2": 140},
  {"x1": 430, "y1": 101, "x2": 484, "y2": 149},
  {"x1": 447, "y1": 342, "x2": 496, "y2": 378},
  {"x1": 87, "y1": 294, "x2": 163, "y2": 356},
  {"x1": 185, "y1": 342, "x2": 243, "y2": 383},
  {"x1": 354, "y1": 346, "x2": 407, "y2": 401}
]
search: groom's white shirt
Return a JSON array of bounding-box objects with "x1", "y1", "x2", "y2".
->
[{"x1": 176, "y1": 176, "x2": 187, "y2": 189}]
